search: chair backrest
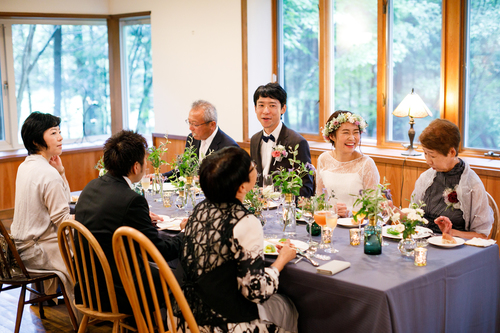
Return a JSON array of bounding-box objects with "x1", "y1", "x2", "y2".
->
[
  {"x1": 58, "y1": 220, "x2": 121, "y2": 314},
  {"x1": 486, "y1": 192, "x2": 499, "y2": 240},
  {"x1": 0, "y1": 221, "x2": 29, "y2": 279},
  {"x1": 112, "y1": 226, "x2": 199, "y2": 333}
]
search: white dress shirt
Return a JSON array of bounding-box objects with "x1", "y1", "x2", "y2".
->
[
  {"x1": 260, "y1": 122, "x2": 283, "y2": 176},
  {"x1": 199, "y1": 126, "x2": 219, "y2": 160}
]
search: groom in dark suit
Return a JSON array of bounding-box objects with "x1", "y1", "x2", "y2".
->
[
  {"x1": 75, "y1": 130, "x2": 184, "y2": 314},
  {"x1": 250, "y1": 83, "x2": 314, "y2": 197},
  {"x1": 163, "y1": 100, "x2": 238, "y2": 179}
]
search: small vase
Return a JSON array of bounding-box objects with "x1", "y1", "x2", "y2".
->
[
  {"x1": 398, "y1": 234, "x2": 416, "y2": 257},
  {"x1": 282, "y1": 193, "x2": 296, "y2": 237},
  {"x1": 364, "y1": 217, "x2": 382, "y2": 255},
  {"x1": 254, "y1": 208, "x2": 266, "y2": 226},
  {"x1": 175, "y1": 190, "x2": 186, "y2": 209},
  {"x1": 152, "y1": 167, "x2": 164, "y2": 196}
]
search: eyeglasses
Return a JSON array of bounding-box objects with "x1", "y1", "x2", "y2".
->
[{"x1": 185, "y1": 119, "x2": 212, "y2": 128}]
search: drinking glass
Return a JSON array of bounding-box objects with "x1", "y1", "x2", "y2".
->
[
  {"x1": 141, "y1": 175, "x2": 151, "y2": 197},
  {"x1": 262, "y1": 175, "x2": 273, "y2": 221},
  {"x1": 300, "y1": 198, "x2": 315, "y2": 245},
  {"x1": 314, "y1": 210, "x2": 328, "y2": 249},
  {"x1": 324, "y1": 206, "x2": 339, "y2": 253},
  {"x1": 272, "y1": 186, "x2": 284, "y2": 219}
]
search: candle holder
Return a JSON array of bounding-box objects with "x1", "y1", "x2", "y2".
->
[
  {"x1": 350, "y1": 228, "x2": 361, "y2": 246},
  {"x1": 414, "y1": 247, "x2": 427, "y2": 266},
  {"x1": 162, "y1": 191, "x2": 173, "y2": 208}
]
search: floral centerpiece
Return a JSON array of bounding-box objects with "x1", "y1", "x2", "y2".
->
[
  {"x1": 169, "y1": 137, "x2": 199, "y2": 189},
  {"x1": 352, "y1": 184, "x2": 390, "y2": 255},
  {"x1": 390, "y1": 200, "x2": 428, "y2": 240},
  {"x1": 94, "y1": 156, "x2": 107, "y2": 177},
  {"x1": 245, "y1": 186, "x2": 268, "y2": 225},
  {"x1": 272, "y1": 144, "x2": 315, "y2": 197},
  {"x1": 148, "y1": 135, "x2": 170, "y2": 194},
  {"x1": 298, "y1": 194, "x2": 329, "y2": 238},
  {"x1": 272, "y1": 144, "x2": 315, "y2": 236}
]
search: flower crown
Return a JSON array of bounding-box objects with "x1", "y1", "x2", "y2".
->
[{"x1": 322, "y1": 112, "x2": 368, "y2": 142}]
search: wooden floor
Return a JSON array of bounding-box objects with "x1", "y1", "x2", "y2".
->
[{"x1": 0, "y1": 282, "x2": 113, "y2": 332}]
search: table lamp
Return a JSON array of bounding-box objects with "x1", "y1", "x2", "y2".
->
[{"x1": 392, "y1": 88, "x2": 432, "y2": 156}]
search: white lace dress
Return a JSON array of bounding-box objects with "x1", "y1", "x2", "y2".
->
[{"x1": 316, "y1": 151, "x2": 380, "y2": 212}]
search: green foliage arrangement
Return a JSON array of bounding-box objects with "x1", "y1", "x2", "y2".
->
[
  {"x1": 352, "y1": 184, "x2": 389, "y2": 224},
  {"x1": 272, "y1": 144, "x2": 315, "y2": 196},
  {"x1": 168, "y1": 137, "x2": 199, "y2": 188},
  {"x1": 244, "y1": 186, "x2": 267, "y2": 214},
  {"x1": 94, "y1": 156, "x2": 107, "y2": 177},
  {"x1": 148, "y1": 136, "x2": 170, "y2": 169}
]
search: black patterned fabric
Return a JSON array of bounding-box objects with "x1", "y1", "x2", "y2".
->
[{"x1": 178, "y1": 199, "x2": 282, "y2": 333}]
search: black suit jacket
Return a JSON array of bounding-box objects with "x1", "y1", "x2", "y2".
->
[
  {"x1": 250, "y1": 123, "x2": 314, "y2": 197},
  {"x1": 74, "y1": 173, "x2": 183, "y2": 313},
  {"x1": 163, "y1": 127, "x2": 239, "y2": 179}
]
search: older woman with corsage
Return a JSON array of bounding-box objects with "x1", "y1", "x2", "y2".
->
[
  {"x1": 316, "y1": 110, "x2": 380, "y2": 217},
  {"x1": 180, "y1": 146, "x2": 298, "y2": 333},
  {"x1": 411, "y1": 119, "x2": 493, "y2": 239}
]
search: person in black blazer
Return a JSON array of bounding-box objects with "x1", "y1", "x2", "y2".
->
[
  {"x1": 75, "y1": 130, "x2": 184, "y2": 314},
  {"x1": 250, "y1": 83, "x2": 314, "y2": 198},
  {"x1": 163, "y1": 100, "x2": 239, "y2": 179}
]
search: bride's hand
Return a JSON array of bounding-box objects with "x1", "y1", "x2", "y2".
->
[{"x1": 336, "y1": 203, "x2": 347, "y2": 217}]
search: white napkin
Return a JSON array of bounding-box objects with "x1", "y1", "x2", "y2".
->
[
  {"x1": 317, "y1": 260, "x2": 351, "y2": 275},
  {"x1": 465, "y1": 238, "x2": 496, "y2": 247},
  {"x1": 156, "y1": 215, "x2": 183, "y2": 230}
]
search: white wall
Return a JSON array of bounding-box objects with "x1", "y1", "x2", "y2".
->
[{"x1": 1, "y1": 0, "x2": 273, "y2": 142}]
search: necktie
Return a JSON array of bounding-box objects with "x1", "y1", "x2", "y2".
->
[{"x1": 262, "y1": 134, "x2": 275, "y2": 143}]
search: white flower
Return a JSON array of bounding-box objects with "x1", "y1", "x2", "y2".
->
[
  {"x1": 179, "y1": 176, "x2": 187, "y2": 182},
  {"x1": 416, "y1": 208, "x2": 425, "y2": 215},
  {"x1": 422, "y1": 217, "x2": 429, "y2": 224},
  {"x1": 395, "y1": 224, "x2": 405, "y2": 233},
  {"x1": 269, "y1": 191, "x2": 281, "y2": 200},
  {"x1": 262, "y1": 186, "x2": 273, "y2": 197},
  {"x1": 401, "y1": 208, "x2": 412, "y2": 214},
  {"x1": 391, "y1": 213, "x2": 401, "y2": 222}
]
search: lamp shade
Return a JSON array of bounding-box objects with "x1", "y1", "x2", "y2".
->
[{"x1": 392, "y1": 88, "x2": 432, "y2": 119}]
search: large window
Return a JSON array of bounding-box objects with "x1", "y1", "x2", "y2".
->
[
  {"x1": 120, "y1": 17, "x2": 154, "y2": 136},
  {"x1": 464, "y1": 0, "x2": 500, "y2": 150},
  {"x1": 279, "y1": 0, "x2": 320, "y2": 135},
  {"x1": 0, "y1": 19, "x2": 111, "y2": 147},
  {"x1": 387, "y1": 0, "x2": 441, "y2": 142}
]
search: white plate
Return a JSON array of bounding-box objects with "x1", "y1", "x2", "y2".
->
[
  {"x1": 337, "y1": 217, "x2": 367, "y2": 228},
  {"x1": 382, "y1": 225, "x2": 433, "y2": 239},
  {"x1": 428, "y1": 236, "x2": 465, "y2": 248},
  {"x1": 263, "y1": 239, "x2": 309, "y2": 256},
  {"x1": 156, "y1": 215, "x2": 184, "y2": 231},
  {"x1": 163, "y1": 183, "x2": 177, "y2": 191}
]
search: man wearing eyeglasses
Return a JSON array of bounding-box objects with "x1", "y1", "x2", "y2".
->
[{"x1": 163, "y1": 100, "x2": 238, "y2": 179}]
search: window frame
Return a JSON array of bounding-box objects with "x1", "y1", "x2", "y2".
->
[
  {"x1": 270, "y1": 0, "x2": 492, "y2": 158},
  {"x1": 0, "y1": 11, "x2": 151, "y2": 151}
]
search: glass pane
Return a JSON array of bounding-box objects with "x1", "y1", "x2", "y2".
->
[
  {"x1": 0, "y1": 62, "x2": 4, "y2": 141},
  {"x1": 464, "y1": 0, "x2": 500, "y2": 150},
  {"x1": 332, "y1": 0, "x2": 377, "y2": 139},
  {"x1": 123, "y1": 23, "x2": 154, "y2": 136},
  {"x1": 12, "y1": 24, "x2": 110, "y2": 142},
  {"x1": 282, "y1": 0, "x2": 319, "y2": 135},
  {"x1": 389, "y1": 0, "x2": 442, "y2": 142}
]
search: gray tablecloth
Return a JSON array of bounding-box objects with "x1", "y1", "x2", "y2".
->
[{"x1": 148, "y1": 196, "x2": 500, "y2": 333}]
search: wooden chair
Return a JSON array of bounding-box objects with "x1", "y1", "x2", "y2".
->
[
  {"x1": 58, "y1": 220, "x2": 135, "y2": 333},
  {"x1": 0, "y1": 221, "x2": 77, "y2": 333},
  {"x1": 486, "y1": 192, "x2": 499, "y2": 241},
  {"x1": 112, "y1": 226, "x2": 199, "y2": 333}
]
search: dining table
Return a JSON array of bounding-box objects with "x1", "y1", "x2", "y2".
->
[{"x1": 146, "y1": 193, "x2": 500, "y2": 333}]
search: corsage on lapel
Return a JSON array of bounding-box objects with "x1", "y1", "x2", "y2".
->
[{"x1": 272, "y1": 144, "x2": 288, "y2": 165}]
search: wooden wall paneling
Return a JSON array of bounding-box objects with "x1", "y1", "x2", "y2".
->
[
  {"x1": 385, "y1": 164, "x2": 403, "y2": 207},
  {"x1": 0, "y1": 159, "x2": 23, "y2": 211},
  {"x1": 62, "y1": 150, "x2": 103, "y2": 191}
]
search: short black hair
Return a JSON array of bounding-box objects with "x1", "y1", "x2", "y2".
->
[
  {"x1": 199, "y1": 147, "x2": 252, "y2": 203},
  {"x1": 103, "y1": 130, "x2": 148, "y2": 177},
  {"x1": 21, "y1": 112, "x2": 61, "y2": 155},
  {"x1": 253, "y1": 82, "x2": 287, "y2": 107}
]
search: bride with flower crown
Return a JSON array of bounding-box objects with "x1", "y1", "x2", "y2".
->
[{"x1": 316, "y1": 110, "x2": 380, "y2": 217}]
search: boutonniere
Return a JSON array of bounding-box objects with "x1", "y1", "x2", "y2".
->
[
  {"x1": 272, "y1": 144, "x2": 288, "y2": 164},
  {"x1": 443, "y1": 185, "x2": 460, "y2": 210}
]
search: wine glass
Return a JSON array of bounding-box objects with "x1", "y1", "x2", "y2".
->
[
  {"x1": 262, "y1": 175, "x2": 273, "y2": 221},
  {"x1": 272, "y1": 185, "x2": 284, "y2": 219},
  {"x1": 313, "y1": 209, "x2": 328, "y2": 249},
  {"x1": 324, "y1": 205, "x2": 339, "y2": 253},
  {"x1": 141, "y1": 175, "x2": 150, "y2": 197},
  {"x1": 299, "y1": 197, "x2": 315, "y2": 245}
]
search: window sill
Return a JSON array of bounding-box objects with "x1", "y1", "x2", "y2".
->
[{"x1": 0, "y1": 141, "x2": 105, "y2": 162}]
